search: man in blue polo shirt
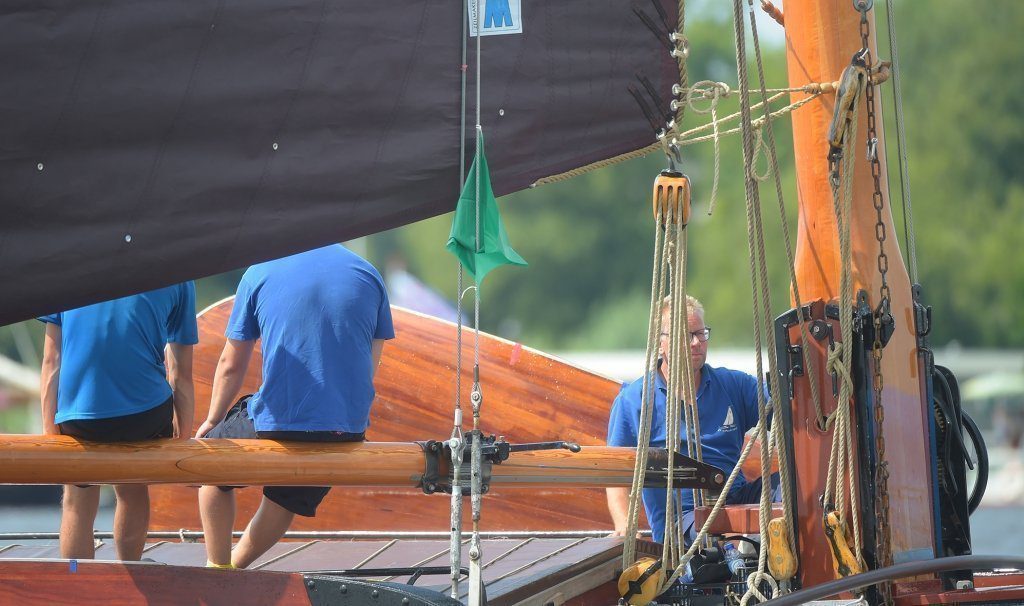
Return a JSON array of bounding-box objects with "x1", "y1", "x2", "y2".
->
[
  {"x1": 606, "y1": 295, "x2": 771, "y2": 544},
  {"x1": 196, "y1": 244, "x2": 395, "y2": 569},
  {"x1": 38, "y1": 284, "x2": 198, "y2": 560}
]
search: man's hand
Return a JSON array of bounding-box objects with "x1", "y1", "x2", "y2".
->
[
  {"x1": 194, "y1": 419, "x2": 218, "y2": 439},
  {"x1": 203, "y1": 338, "x2": 255, "y2": 439},
  {"x1": 607, "y1": 526, "x2": 642, "y2": 539},
  {"x1": 42, "y1": 422, "x2": 60, "y2": 436}
]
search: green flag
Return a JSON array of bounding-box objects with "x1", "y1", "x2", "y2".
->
[{"x1": 446, "y1": 132, "x2": 527, "y2": 283}]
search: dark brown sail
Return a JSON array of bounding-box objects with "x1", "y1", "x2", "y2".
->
[{"x1": 0, "y1": 0, "x2": 676, "y2": 325}]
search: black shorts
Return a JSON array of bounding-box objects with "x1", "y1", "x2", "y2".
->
[
  {"x1": 206, "y1": 396, "x2": 365, "y2": 517},
  {"x1": 59, "y1": 397, "x2": 174, "y2": 489},
  {"x1": 59, "y1": 397, "x2": 174, "y2": 442}
]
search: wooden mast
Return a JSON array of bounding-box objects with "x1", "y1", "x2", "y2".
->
[
  {"x1": 784, "y1": 0, "x2": 935, "y2": 588},
  {"x1": 0, "y1": 434, "x2": 695, "y2": 489}
]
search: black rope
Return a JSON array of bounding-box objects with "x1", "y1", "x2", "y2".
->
[{"x1": 761, "y1": 555, "x2": 1024, "y2": 606}]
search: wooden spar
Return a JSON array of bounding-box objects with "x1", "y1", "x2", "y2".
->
[
  {"x1": 150, "y1": 302, "x2": 632, "y2": 532},
  {"x1": 785, "y1": 0, "x2": 935, "y2": 588},
  {"x1": 0, "y1": 434, "x2": 659, "y2": 489}
]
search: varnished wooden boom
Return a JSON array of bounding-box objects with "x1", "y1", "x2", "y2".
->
[{"x1": 0, "y1": 435, "x2": 646, "y2": 488}]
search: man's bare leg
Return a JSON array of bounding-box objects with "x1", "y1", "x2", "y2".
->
[
  {"x1": 199, "y1": 486, "x2": 236, "y2": 566},
  {"x1": 112, "y1": 484, "x2": 150, "y2": 560},
  {"x1": 231, "y1": 497, "x2": 295, "y2": 569},
  {"x1": 60, "y1": 485, "x2": 100, "y2": 559}
]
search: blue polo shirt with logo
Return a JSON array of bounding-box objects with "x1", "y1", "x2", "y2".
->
[
  {"x1": 38, "y1": 283, "x2": 199, "y2": 423},
  {"x1": 226, "y1": 244, "x2": 395, "y2": 433},
  {"x1": 607, "y1": 364, "x2": 761, "y2": 542}
]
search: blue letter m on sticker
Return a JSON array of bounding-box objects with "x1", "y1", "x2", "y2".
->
[{"x1": 484, "y1": 0, "x2": 514, "y2": 29}]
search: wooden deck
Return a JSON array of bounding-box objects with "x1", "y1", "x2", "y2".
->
[{"x1": 0, "y1": 537, "x2": 631, "y2": 605}]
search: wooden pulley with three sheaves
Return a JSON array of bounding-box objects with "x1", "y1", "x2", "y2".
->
[{"x1": 652, "y1": 143, "x2": 691, "y2": 226}]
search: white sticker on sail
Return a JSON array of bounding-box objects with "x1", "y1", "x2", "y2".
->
[{"x1": 468, "y1": 0, "x2": 523, "y2": 36}]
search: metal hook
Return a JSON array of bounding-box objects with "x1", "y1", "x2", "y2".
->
[{"x1": 666, "y1": 142, "x2": 682, "y2": 174}]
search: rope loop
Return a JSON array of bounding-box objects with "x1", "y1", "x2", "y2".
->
[
  {"x1": 740, "y1": 570, "x2": 779, "y2": 605},
  {"x1": 686, "y1": 80, "x2": 731, "y2": 114},
  {"x1": 750, "y1": 127, "x2": 771, "y2": 182}
]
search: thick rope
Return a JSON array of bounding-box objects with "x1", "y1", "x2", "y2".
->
[
  {"x1": 530, "y1": 64, "x2": 894, "y2": 189},
  {"x1": 622, "y1": 214, "x2": 670, "y2": 567},
  {"x1": 662, "y1": 229, "x2": 687, "y2": 571},
  {"x1": 676, "y1": 92, "x2": 821, "y2": 147},
  {"x1": 822, "y1": 75, "x2": 865, "y2": 561},
  {"x1": 685, "y1": 81, "x2": 728, "y2": 215},
  {"x1": 743, "y1": 0, "x2": 809, "y2": 560},
  {"x1": 660, "y1": 421, "x2": 763, "y2": 589},
  {"x1": 532, "y1": 82, "x2": 837, "y2": 189},
  {"x1": 673, "y1": 0, "x2": 689, "y2": 126},
  {"x1": 732, "y1": 1, "x2": 799, "y2": 601}
]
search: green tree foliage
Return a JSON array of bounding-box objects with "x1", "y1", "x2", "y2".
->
[{"x1": 885, "y1": 0, "x2": 1024, "y2": 346}]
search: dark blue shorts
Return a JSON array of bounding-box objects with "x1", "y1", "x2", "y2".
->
[
  {"x1": 59, "y1": 396, "x2": 174, "y2": 442},
  {"x1": 59, "y1": 397, "x2": 175, "y2": 489},
  {"x1": 206, "y1": 396, "x2": 365, "y2": 517}
]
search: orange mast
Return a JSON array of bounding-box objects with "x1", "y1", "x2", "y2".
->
[{"x1": 784, "y1": 0, "x2": 934, "y2": 589}]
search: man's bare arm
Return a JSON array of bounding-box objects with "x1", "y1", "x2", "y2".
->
[
  {"x1": 195, "y1": 338, "x2": 255, "y2": 438},
  {"x1": 606, "y1": 487, "x2": 632, "y2": 536},
  {"x1": 166, "y1": 342, "x2": 195, "y2": 439},
  {"x1": 39, "y1": 324, "x2": 62, "y2": 435},
  {"x1": 371, "y1": 339, "x2": 386, "y2": 379}
]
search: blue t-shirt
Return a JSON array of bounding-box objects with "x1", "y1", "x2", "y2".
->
[
  {"x1": 227, "y1": 244, "x2": 395, "y2": 433},
  {"x1": 38, "y1": 283, "x2": 199, "y2": 424},
  {"x1": 607, "y1": 364, "x2": 761, "y2": 543}
]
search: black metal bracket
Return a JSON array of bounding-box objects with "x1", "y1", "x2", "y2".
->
[
  {"x1": 507, "y1": 440, "x2": 581, "y2": 453},
  {"x1": 416, "y1": 434, "x2": 509, "y2": 496},
  {"x1": 775, "y1": 304, "x2": 812, "y2": 404},
  {"x1": 645, "y1": 449, "x2": 726, "y2": 492},
  {"x1": 856, "y1": 290, "x2": 895, "y2": 348},
  {"x1": 773, "y1": 303, "x2": 838, "y2": 404},
  {"x1": 911, "y1": 283, "x2": 932, "y2": 348}
]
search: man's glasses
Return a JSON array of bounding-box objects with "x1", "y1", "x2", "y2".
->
[{"x1": 660, "y1": 327, "x2": 712, "y2": 342}]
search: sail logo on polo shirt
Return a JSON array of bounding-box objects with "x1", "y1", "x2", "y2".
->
[
  {"x1": 468, "y1": 0, "x2": 523, "y2": 36},
  {"x1": 719, "y1": 406, "x2": 737, "y2": 432}
]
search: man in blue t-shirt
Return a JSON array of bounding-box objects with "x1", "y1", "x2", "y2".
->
[
  {"x1": 606, "y1": 295, "x2": 773, "y2": 544},
  {"x1": 196, "y1": 244, "x2": 395, "y2": 569},
  {"x1": 38, "y1": 284, "x2": 198, "y2": 560}
]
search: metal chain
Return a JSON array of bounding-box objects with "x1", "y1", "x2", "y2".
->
[{"x1": 857, "y1": 2, "x2": 894, "y2": 603}]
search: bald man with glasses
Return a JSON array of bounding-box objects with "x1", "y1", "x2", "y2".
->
[{"x1": 606, "y1": 295, "x2": 775, "y2": 544}]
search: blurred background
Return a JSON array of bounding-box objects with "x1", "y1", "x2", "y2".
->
[{"x1": 2, "y1": 1, "x2": 1022, "y2": 553}]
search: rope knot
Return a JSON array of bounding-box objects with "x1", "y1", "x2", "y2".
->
[{"x1": 686, "y1": 81, "x2": 730, "y2": 114}]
